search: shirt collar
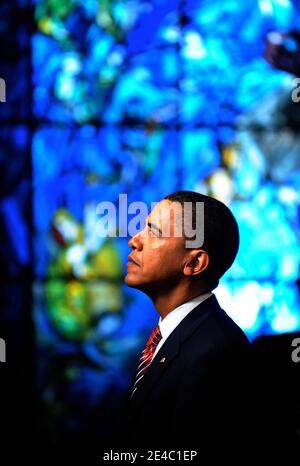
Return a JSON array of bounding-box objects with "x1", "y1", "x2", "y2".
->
[{"x1": 158, "y1": 292, "x2": 213, "y2": 340}]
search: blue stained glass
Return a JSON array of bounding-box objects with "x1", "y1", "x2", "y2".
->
[
  {"x1": 126, "y1": 0, "x2": 180, "y2": 53},
  {"x1": 0, "y1": 1, "x2": 31, "y2": 119},
  {"x1": 215, "y1": 280, "x2": 300, "y2": 340},
  {"x1": 181, "y1": 129, "x2": 220, "y2": 187},
  {"x1": 2, "y1": 0, "x2": 299, "y2": 449},
  {"x1": 33, "y1": 126, "x2": 180, "y2": 276},
  {"x1": 230, "y1": 194, "x2": 300, "y2": 281},
  {"x1": 0, "y1": 126, "x2": 31, "y2": 277},
  {"x1": 30, "y1": 0, "x2": 300, "y2": 350}
]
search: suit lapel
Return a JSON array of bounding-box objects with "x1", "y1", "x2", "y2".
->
[
  {"x1": 126, "y1": 295, "x2": 220, "y2": 421},
  {"x1": 126, "y1": 327, "x2": 180, "y2": 420}
]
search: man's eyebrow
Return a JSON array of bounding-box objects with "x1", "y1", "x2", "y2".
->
[{"x1": 147, "y1": 221, "x2": 162, "y2": 234}]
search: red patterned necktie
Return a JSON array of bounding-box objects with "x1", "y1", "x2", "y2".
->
[{"x1": 130, "y1": 324, "x2": 162, "y2": 398}]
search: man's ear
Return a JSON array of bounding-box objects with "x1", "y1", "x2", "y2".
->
[{"x1": 183, "y1": 250, "x2": 209, "y2": 277}]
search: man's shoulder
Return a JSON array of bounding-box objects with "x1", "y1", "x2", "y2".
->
[
  {"x1": 181, "y1": 295, "x2": 250, "y2": 354},
  {"x1": 210, "y1": 301, "x2": 249, "y2": 346}
]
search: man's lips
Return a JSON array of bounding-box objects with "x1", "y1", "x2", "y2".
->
[{"x1": 127, "y1": 255, "x2": 140, "y2": 266}]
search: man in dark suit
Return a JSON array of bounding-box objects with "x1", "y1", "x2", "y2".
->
[{"x1": 118, "y1": 191, "x2": 255, "y2": 460}]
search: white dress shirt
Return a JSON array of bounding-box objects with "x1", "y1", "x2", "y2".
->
[{"x1": 152, "y1": 292, "x2": 213, "y2": 360}]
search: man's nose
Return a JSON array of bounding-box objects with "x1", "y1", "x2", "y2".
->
[{"x1": 128, "y1": 232, "x2": 143, "y2": 250}]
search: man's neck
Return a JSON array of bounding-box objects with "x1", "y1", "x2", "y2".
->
[{"x1": 151, "y1": 283, "x2": 210, "y2": 320}]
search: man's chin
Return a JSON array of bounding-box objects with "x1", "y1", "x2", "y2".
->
[
  {"x1": 124, "y1": 273, "x2": 148, "y2": 292},
  {"x1": 124, "y1": 273, "x2": 140, "y2": 288}
]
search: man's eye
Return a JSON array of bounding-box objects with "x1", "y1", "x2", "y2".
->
[{"x1": 149, "y1": 227, "x2": 159, "y2": 236}]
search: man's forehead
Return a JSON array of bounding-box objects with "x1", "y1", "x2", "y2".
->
[
  {"x1": 148, "y1": 200, "x2": 178, "y2": 221},
  {"x1": 147, "y1": 199, "x2": 203, "y2": 247},
  {"x1": 148, "y1": 200, "x2": 185, "y2": 234}
]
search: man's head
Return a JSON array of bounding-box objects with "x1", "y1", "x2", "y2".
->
[{"x1": 124, "y1": 191, "x2": 239, "y2": 296}]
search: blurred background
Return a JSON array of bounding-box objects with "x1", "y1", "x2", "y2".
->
[{"x1": 0, "y1": 0, "x2": 300, "y2": 462}]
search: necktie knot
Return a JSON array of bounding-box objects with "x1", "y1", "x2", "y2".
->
[{"x1": 145, "y1": 325, "x2": 162, "y2": 349}]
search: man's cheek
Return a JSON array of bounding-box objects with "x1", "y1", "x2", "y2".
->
[{"x1": 151, "y1": 239, "x2": 168, "y2": 250}]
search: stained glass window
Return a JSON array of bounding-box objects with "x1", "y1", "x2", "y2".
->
[{"x1": 2, "y1": 0, "x2": 300, "y2": 452}]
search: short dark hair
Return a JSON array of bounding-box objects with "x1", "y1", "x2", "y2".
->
[{"x1": 164, "y1": 191, "x2": 239, "y2": 290}]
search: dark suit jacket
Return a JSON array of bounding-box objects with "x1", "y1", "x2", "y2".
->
[{"x1": 115, "y1": 295, "x2": 258, "y2": 460}]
